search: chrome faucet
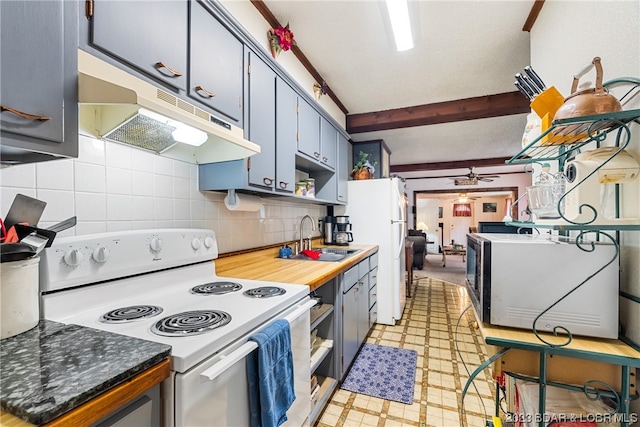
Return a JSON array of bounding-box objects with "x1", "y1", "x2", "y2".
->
[{"x1": 299, "y1": 214, "x2": 316, "y2": 252}]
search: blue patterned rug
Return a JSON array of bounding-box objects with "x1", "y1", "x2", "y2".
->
[{"x1": 340, "y1": 343, "x2": 418, "y2": 404}]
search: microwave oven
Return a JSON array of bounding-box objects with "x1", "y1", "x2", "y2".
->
[{"x1": 465, "y1": 233, "x2": 619, "y2": 339}]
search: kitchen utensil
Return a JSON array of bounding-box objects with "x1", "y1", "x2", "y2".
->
[
  {"x1": 522, "y1": 74, "x2": 542, "y2": 95},
  {"x1": 3, "y1": 194, "x2": 47, "y2": 231},
  {"x1": 553, "y1": 57, "x2": 622, "y2": 122},
  {"x1": 524, "y1": 66, "x2": 547, "y2": 91},
  {"x1": 0, "y1": 242, "x2": 38, "y2": 262},
  {"x1": 515, "y1": 73, "x2": 536, "y2": 99},
  {"x1": 48, "y1": 216, "x2": 77, "y2": 233},
  {"x1": 1, "y1": 256, "x2": 40, "y2": 339},
  {"x1": 515, "y1": 80, "x2": 533, "y2": 101},
  {"x1": 14, "y1": 225, "x2": 55, "y2": 254}
]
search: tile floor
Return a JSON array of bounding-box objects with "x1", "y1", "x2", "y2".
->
[{"x1": 316, "y1": 276, "x2": 497, "y2": 427}]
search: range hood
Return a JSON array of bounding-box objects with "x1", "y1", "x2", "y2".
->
[{"x1": 78, "y1": 50, "x2": 260, "y2": 163}]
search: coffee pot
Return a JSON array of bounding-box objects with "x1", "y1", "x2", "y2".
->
[
  {"x1": 334, "y1": 230, "x2": 353, "y2": 245},
  {"x1": 320, "y1": 216, "x2": 336, "y2": 245}
]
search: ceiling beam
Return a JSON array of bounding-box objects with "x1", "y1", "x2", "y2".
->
[
  {"x1": 391, "y1": 157, "x2": 514, "y2": 173},
  {"x1": 250, "y1": 0, "x2": 349, "y2": 114},
  {"x1": 346, "y1": 91, "x2": 530, "y2": 134},
  {"x1": 522, "y1": 0, "x2": 545, "y2": 32}
]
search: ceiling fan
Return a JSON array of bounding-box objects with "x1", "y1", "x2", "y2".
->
[{"x1": 452, "y1": 167, "x2": 500, "y2": 185}]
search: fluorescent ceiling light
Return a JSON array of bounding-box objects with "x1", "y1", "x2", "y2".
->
[{"x1": 386, "y1": 0, "x2": 413, "y2": 52}]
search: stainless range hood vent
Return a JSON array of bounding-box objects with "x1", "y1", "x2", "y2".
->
[{"x1": 78, "y1": 50, "x2": 260, "y2": 163}]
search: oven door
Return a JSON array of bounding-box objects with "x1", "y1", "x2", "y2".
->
[{"x1": 173, "y1": 298, "x2": 314, "y2": 427}]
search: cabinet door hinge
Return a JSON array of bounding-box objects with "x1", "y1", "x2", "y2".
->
[
  {"x1": 296, "y1": 132, "x2": 299, "y2": 142},
  {"x1": 239, "y1": 97, "x2": 242, "y2": 108},
  {"x1": 247, "y1": 64, "x2": 251, "y2": 75},
  {"x1": 85, "y1": 0, "x2": 94, "y2": 19},
  {"x1": 247, "y1": 157, "x2": 251, "y2": 170}
]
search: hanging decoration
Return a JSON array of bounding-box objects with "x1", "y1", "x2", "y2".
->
[
  {"x1": 267, "y1": 23, "x2": 296, "y2": 59},
  {"x1": 313, "y1": 81, "x2": 329, "y2": 101}
]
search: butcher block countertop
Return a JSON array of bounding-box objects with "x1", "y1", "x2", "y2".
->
[{"x1": 214, "y1": 243, "x2": 379, "y2": 289}]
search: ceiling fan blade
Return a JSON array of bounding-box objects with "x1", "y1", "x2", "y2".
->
[{"x1": 478, "y1": 177, "x2": 494, "y2": 182}]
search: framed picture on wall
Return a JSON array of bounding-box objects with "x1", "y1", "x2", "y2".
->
[{"x1": 483, "y1": 202, "x2": 497, "y2": 213}]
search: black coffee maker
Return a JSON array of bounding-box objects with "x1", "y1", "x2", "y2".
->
[{"x1": 333, "y1": 216, "x2": 353, "y2": 246}]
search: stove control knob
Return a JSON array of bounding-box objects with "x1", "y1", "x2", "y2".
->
[
  {"x1": 149, "y1": 237, "x2": 163, "y2": 253},
  {"x1": 63, "y1": 249, "x2": 84, "y2": 267},
  {"x1": 204, "y1": 236, "x2": 214, "y2": 249},
  {"x1": 191, "y1": 238, "x2": 202, "y2": 250},
  {"x1": 92, "y1": 246, "x2": 110, "y2": 263}
]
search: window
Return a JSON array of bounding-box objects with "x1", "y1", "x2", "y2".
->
[{"x1": 453, "y1": 203, "x2": 471, "y2": 217}]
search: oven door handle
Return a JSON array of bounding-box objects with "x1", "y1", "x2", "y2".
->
[
  {"x1": 200, "y1": 341, "x2": 258, "y2": 381},
  {"x1": 200, "y1": 299, "x2": 317, "y2": 381}
]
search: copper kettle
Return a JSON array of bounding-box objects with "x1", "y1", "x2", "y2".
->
[{"x1": 553, "y1": 57, "x2": 622, "y2": 121}]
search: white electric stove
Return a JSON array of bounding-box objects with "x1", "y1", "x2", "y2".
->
[{"x1": 39, "y1": 229, "x2": 313, "y2": 427}]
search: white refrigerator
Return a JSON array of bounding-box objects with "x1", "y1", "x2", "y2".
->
[{"x1": 343, "y1": 177, "x2": 407, "y2": 325}]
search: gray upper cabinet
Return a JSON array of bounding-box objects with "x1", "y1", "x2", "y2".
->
[
  {"x1": 246, "y1": 51, "x2": 276, "y2": 190},
  {"x1": 320, "y1": 117, "x2": 337, "y2": 170},
  {"x1": 337, "y1": 134, "x2": 349, "y2": 203},
  {"x1": 88, "y1": 0, "x2": 187, "y2": 91},
  {"x1": 275, "y1": 79, "x2": 297, "y2": 194},
  {"x1": 0, "y1": 0, "x2": 78, "y2": 165},
  {"x1": 297, "y1": 98, "x2": 321, "y2": 162},
  {"x1": 189, "y1": 0, "x2": 243, "y2": 126}
]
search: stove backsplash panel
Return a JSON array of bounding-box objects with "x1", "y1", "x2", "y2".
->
[{"x1": 0, "y1": 136, "x2": 323, "y2": 253}]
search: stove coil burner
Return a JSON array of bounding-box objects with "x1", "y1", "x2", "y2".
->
[
  {"x1": 243, "y1": 286, "x2": 286, "y2": 298},
  {"x1": 99, "y1": 305, "x2": 163, "y2": 323},
  {"x1": 151, "y1": 310, "x2": 232, "y2": 337},
  {"x1": 190, "y1": 281, "x2": 243, "y2": 295}
]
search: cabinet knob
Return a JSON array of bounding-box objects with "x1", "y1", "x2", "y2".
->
[
  {"x1": 279, "y1": 181, "x2": 289, "y2": 189},
  {"x1": 155, "y1": 61, "x2": 183, "y2": 77},
  {"x1": 313, "y1": 152, "x2": 320, "y2": 158},
  {"x1": 1, "y1": 105, "x2": 50, "y2": 121},
  {"x1": 263, "y1": 177, "x2": 274, "y2": 186},
  {"x1": 322, "y1": 156, "x2": 328, "y2": 162},
  {"x1": 195, "y1": 85, "x2": 216, "y2": 98}
]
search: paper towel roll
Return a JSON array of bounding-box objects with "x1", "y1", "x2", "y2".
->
[{"x1": 224, "y1": 192, "x2": 263, "y2": 212}]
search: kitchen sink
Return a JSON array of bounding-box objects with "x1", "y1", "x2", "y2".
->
[{"x1": 283, "y1": 248, "x2": 361, "y2": 262}]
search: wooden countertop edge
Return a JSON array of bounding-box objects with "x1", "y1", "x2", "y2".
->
[
  {"x1": 478, "y1": 321, "x2": 640, "y2": 362},
  {"x1": 41, "y1": 358, "x2": 170, "y2": 427},
  {"x1": 214, "y1": 244, "x2": 379, "y2": 290}
]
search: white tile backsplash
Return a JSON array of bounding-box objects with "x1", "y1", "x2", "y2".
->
[
  {"x1": 106, "y1": 194, "x2": 133, "y2": 221},
  {"x1": 36, "y1": 159, "x2": 74, "y2": 191},
  {"x1": 75, "y1": 162, "x2": 106, "y2": 193},
  {"x1": 106, "y1": 167, "x2": 132, "y2": 195},
  {"x1": 78, "y1": 135, "x2": 105, "y2": 165},
  {"x1": 0, "y1": 163, "x2": 36, "y2": 188},
  {"x1": 75, "y1": 192, "x2": 106, "y2": 221},
  {"x1": 0, "y1": 137, "x2": 324, "y2": 253},
  {"x1": 131, "y1": 170, "x2": 154, "y2": 196}
]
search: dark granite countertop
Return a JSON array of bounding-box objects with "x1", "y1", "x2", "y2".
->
[{"x1": 0, "y1": 320, "x2": 171, "y2": 425}]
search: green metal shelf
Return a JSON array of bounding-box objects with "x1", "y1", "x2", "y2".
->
[{"x1": 507, "y1": 109, "x2": 640, "y2": 165}]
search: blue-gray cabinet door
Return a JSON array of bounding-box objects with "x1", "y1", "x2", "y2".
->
[
  {"x1": 320, "y1": 117, "x2": 337, "y2": 170},
  {"x1": 337, "y1": 133, "x2": 349, "y2": 202},
  {"x1": 246, "y1": 52, "x2": 276, "y2": 190},
  {"x1": 89, "y1": 0, "x2": 187, "y2": 91},
  {"x1": 189, "y1": 1, "x2": 243, "y2": 126},
  {"x1": 297, "y1": 98, "x2": 320, "y2": 161},
  {"x1": 0, "y1": 0, "x2": 78, "y2": 162},
  {"x1": 342, "y1": 281, "x2": 359, "y2": 375},
  {"x1": 275, "y1": 79, "x2": 297, "y2": 194}
]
